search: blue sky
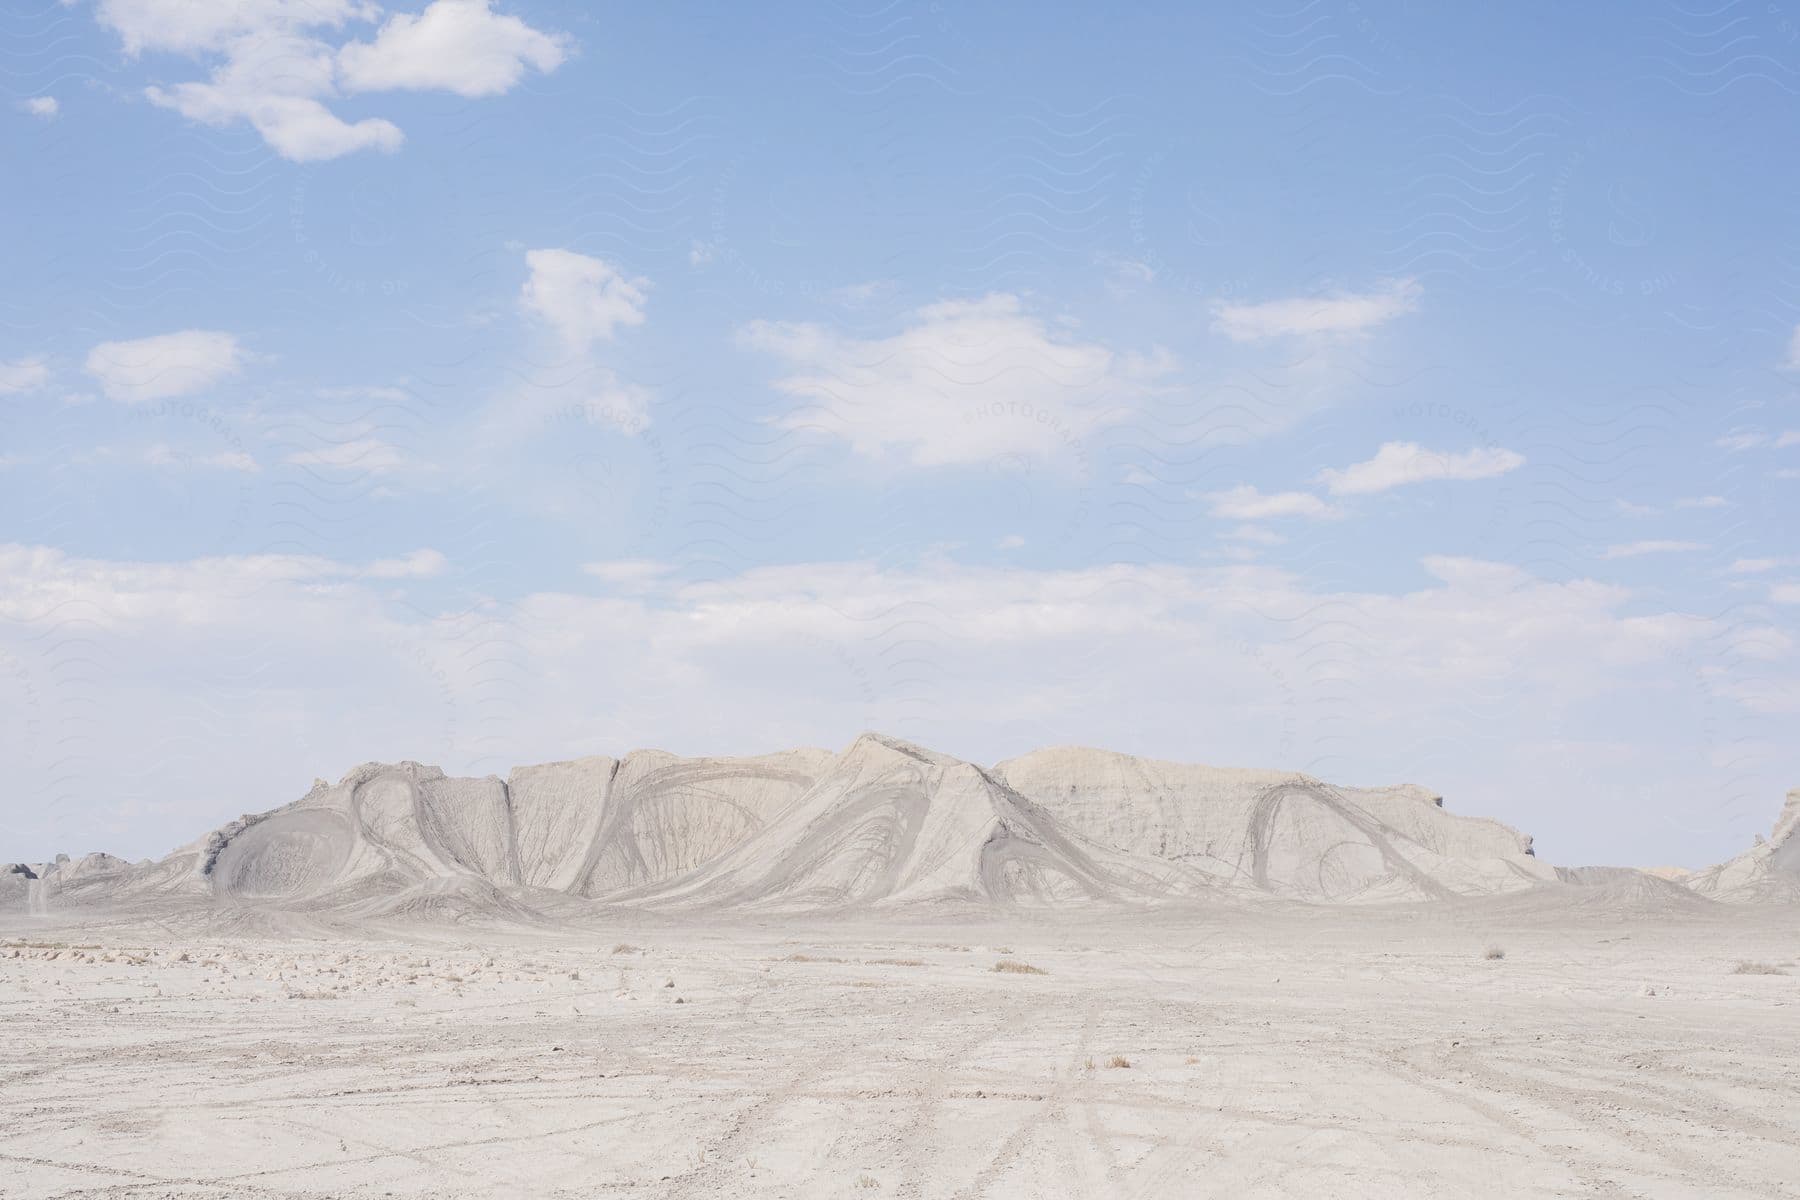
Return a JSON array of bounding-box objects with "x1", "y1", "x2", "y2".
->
[{"x1": 1, "y1": 0, "x2": 1796, "y2": 868}]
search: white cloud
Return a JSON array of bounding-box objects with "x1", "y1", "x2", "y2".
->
[
  {"x1": 2, "y1": 544, "x2": 1788, "y2": 865},
  {"x1": 147, "y1": 37, "x2": 403, "y2": 162},
  {"x1": 364, "y1": 548, "x2": 447, "y2": 578},
  {"x1": 338, "y1": 0, "x2": 569, "y2": 96},
  {"x1": 1602, "y1": 540, "x2": 1706, "y2": 560},
  {"x1": 830, "y1": 280, "x2": 896, "y2": 308},
  {"x1": 142, "y1": 444, "x2": 259, "y2": 472},
  {"x1": 1614, "y1": 499, "x2": 1657, "y2": 517},
  {"x1": 84, "y1": 330, "x2": 243, "y2": 404},
  {"x1": 1729, "y1": 558, "x2": 1782, "y2": 574},
  {"x1": 95, "y1": 0, "x2": 566, "y2": 161},
  {"x1": 582, "y1": 559, "x2": 675, "y2": 590},
  {"x1": 740, "y1": 294, "x2": 1173, "y2": 468},
  {"x1": 1098, "y1": 254, "x2": 1156, "y2": 294},
  {"x1": 1204, "y1": 485, "x2": 1339, "y2": 521},
  {"x1": 1317, "y1": 441, "x2": 1524, "y2": 496},
  {"x1": 1673, "y1": 495, "x2": 1728, "y2": 510},
  {"x1": 21, "y1": 96, "x2": 58, "y2": 119},
  {"x1": 96, "y1": 0, "x2": 375, "y2": 55},
  {"x1": 520, "y1": 249, "x2": 649, "y2": 350},
  {"x1": 1223, "y1": 524, "x2": 1286, "y2": 546},
  {"x1": 0, "y1": 358, "x2": 49, "y2": 395},
  {"x1": 286, "y1": 437, "x2": 406, "y2": 473},
  {"x1": 1771, "y1": 583, "x2": 1800, "y2": 604},
  {"x1": 1716, "y1": 430, "x2": 1767, "y2": 451},
  {"x1": 1211, "y1": 278, "x2": 1419, "y2": 342},
  {"x1": 1778, "y1": 431, "x2": 1800, "y2": 449},
  {"x1": 1785, "y1": 323, "x2": 1800, "y2": 371}
]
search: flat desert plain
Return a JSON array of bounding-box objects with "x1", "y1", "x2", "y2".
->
[{"x1": 3, "y1": 904, "x2": 1797, "y2": 1199}]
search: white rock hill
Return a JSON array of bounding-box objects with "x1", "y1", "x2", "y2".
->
[
  {"x1": 5, "y1": 733, "x2": 1781, "y2": 917},
  {"x1": 1682, "y1": 788, "x2": 1800, "y2": 902}
]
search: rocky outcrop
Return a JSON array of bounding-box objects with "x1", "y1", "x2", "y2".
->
[
  {"x1": 11, "y1": 733, "x2": 1765, "y2": 918},
  {"x1": 1684, "y1": 788, "x2": 1800, "y2": 902}
]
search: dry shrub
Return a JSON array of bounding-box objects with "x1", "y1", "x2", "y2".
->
[
  {"x1": 611, "y1": 943, "x2": 640, "y2": 955},
  {"x1": 992, "y1": 959, "x2": 1047, "y2": 975},
  {"x1": 1484, "y1": 946, "x2": 1506, "y2": 961},
  {"x1": 1106, "y1": 1055, "x2": 1131, "y2": 1069},
  {"x1": 1731, "y1": 961, "x2": 1788, "y2": 975}
]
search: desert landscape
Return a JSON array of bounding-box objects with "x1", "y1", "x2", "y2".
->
[
  {"x1": 13, "y1": 3, "x2": 1798, "y2": 1196},
  {"x1": 4, "y1": 735, "x2": 1797, "y2": 1198}
]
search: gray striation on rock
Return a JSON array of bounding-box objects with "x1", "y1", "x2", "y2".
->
[{"x1": 6, "y1": 733, "x2": 1791, "y2": 918}]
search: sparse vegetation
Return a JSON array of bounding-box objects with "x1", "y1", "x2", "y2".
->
[
  {"x1": 1731, "y1": 961, "x2": 1788, "y2": 975},
  {"x1": 1484, "y1": 946, "x2": 1506, "y2": 960},
  {"x1": 866, "y1": 957, "x2": 925, "y2": 967},
  {"x1": 992, "y1": 959, "x2": 1047, "y2": 975},
  {"x1": 611, "y1": 943, "x2": 640, "y2": 955},
  {"x1": 855, "y1": 1175, "x2": 882, "y2": 1190},
  {"x1": 780, "y1": 953, "x2": 846, "y2": 963},
  {"x1": 1106, "y1": 1055, "x2": 1131, "y2": 1069}
]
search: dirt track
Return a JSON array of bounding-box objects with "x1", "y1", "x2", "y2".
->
[{"x1": 2, "y1": 906, "x2": 1797, "y2": 1198}]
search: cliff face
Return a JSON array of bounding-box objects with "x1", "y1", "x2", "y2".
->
[
  {"x1": 10, "y1": 733, "x2": 1768, "y2": 918},
  {"x1": 1684, "y1": 788, "x2": 1800, "y2": 902}
]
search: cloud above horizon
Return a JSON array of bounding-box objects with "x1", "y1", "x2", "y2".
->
[
  {"x1": 1204, "y1": 485, "x2": 1340, "y2": 520},
  {"x1": 741, "y1": 294, "x2": 1174, "y2": 468},
  {"x1": 96, "y1": 0, "x2": 569, "y2": 160},
  {"x1": 84, "y1": 331, "x2": 244, "y2": 404},
  {"x1": 2, "y1": 541, "x2": 1785, "y2": 867},
  {"x1": 1318, "y1": 442, "x2": 1525, "y2": 496},
  {"x1": 0, "y1": 358, "x2": 50, "y2": 395},
  {"x1": 1211, "y1": 278, "x2": 1420, "y2": 342}
]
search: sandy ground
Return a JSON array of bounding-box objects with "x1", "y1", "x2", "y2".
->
[{"x1": 2, "y1": 906, "x2": 1797, "y2": 1199}]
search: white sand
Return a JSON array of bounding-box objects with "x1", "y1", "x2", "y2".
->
[
  {"x1": 1, "y1": 907, "x2": 1796, "y2": 1198},
  {"x1": 4, "y1": 734, "x2": 1797, "y2": 1196}
]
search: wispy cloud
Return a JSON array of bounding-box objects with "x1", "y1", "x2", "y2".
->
[
  {"x1": 1715, "y1": 429, "x2": 1799, "y2": 451},
  {"x1": 1603, "y1": 540, "x2": 1706, "y2": 559},
  {"x1": 364, "y1": 549, "x2": 447, "y2": 579},
  {"x1": 1211, "y1": 278, "x2": 1419, "y2": 342},
  {"x1": 1204, "y1": 485, "x2": 1339, "y2": 520},
  {"x1": 1317, "y1": 441, "x2": 1524, "y2": 496},
  {"x1": 143, "y1": 444, "x2": 259, "y2": 472},
  {"x1": 286, "y1": 437, "x2": 407, "y2": 473},
  {"x1": 0, "y1": 357, "x2": 49, "y2": 395}
]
